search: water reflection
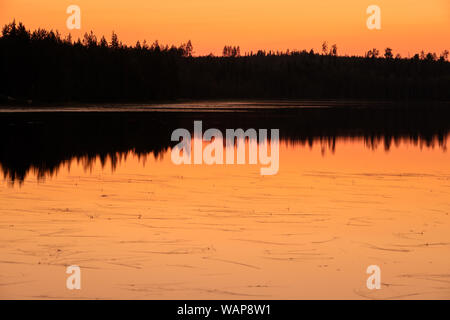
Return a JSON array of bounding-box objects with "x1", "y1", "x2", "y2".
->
[
  {"x1": 1, "y1": 106, "x2": 450, "y2": 299},
  {"x1": 0, "y1": 105, "x2": 449, "y2": 183}
]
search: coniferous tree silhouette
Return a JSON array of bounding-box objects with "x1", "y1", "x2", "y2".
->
[{"x1": 0, "y1": 21, "x2": 449, "y2": 104}]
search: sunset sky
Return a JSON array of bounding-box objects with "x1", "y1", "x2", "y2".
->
[{"x1": 1, "y1": 0, "x2": 449, "y2": 56}]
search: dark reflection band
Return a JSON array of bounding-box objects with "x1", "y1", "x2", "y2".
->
[{"x1": 0, "y1": 105, "x2": 448, "y2": 183}]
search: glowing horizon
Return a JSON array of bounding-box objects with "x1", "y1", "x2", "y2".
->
[{"x1": 1, "y1": 0, "x2": 449, "y2": 57}]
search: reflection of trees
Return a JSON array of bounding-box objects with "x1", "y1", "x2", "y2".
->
[{"x1": 1, "y1": 107, "x2": 448, "y2": 184}]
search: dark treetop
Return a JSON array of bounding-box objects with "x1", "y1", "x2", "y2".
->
[{"x1": 1, "y1": 21, "x2": 449, "y2": 104}]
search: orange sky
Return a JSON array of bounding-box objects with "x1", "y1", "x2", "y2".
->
[{"x1": 1, "y1": 0, "x2": 449, "y2": 56}]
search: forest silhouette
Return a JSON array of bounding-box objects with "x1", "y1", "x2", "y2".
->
[{"x1": 1, "y1": 21, "x2": 449, "y2": 104}]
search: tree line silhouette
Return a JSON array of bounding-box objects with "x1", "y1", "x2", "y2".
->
[{"x1": 1, "y1": 21, "x2": 449, "y2": 104}]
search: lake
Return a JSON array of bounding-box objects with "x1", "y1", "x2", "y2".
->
[{"x1": 0, "y1": 102, "x2": 449, "y2": 299}]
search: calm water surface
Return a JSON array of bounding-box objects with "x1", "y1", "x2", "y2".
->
[{"x1": 1, "y1": 136, "x2": 449, "y2": 299}]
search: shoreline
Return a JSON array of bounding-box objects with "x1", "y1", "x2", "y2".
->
[{"x1": 0, "y1": 99, "x2": 449, "y2": 112}]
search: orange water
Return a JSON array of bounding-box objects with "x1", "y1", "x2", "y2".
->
[{"x1": 1, "y1": 137, "x2": 449, "y2": 299}]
